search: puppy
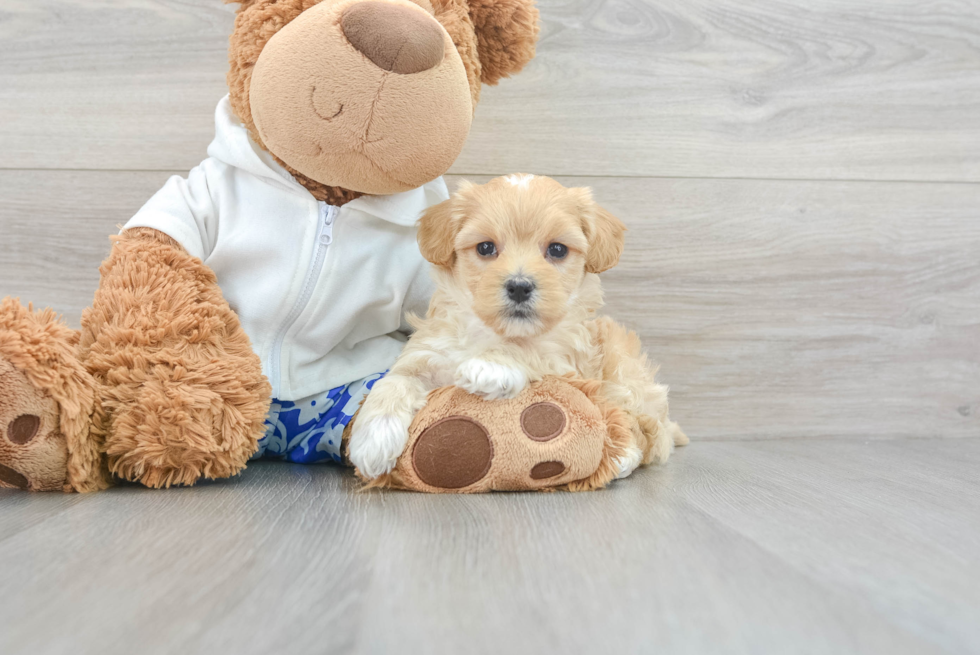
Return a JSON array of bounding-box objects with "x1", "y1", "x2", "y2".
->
[{"x1": 349, "y1": 174, "x2": 687, "y2": 480}]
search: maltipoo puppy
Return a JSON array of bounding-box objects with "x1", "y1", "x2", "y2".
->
[{"x1": 349, "y1": 174, "x2": 686, "y2": 480}]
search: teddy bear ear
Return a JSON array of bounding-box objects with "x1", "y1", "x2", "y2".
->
[{"x1": 467, "y1": 0, "x2": 541, "y2": 85}]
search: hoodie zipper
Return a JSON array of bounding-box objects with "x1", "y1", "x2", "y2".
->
[{"x1": 269, "y1": 202, "x2": 336, "y2": 398}]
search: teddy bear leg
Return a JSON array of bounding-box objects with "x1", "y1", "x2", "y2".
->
[
  {"x1": 79, "y1": 228, "x2": 271, "y2": 489},
  {"x1": 0, "y1": 298, "x2": 107, "y2": 492},
  {"x1": 377, "y1": 377, "x2": 624, "y2": 493}
]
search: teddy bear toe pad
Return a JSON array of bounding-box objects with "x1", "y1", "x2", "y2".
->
[
  {"x1": 1, "y1": 414, "x2": 44, "y2": 486},
  {"x1": 393, "y1": 377, "x2": 608, "y2": 493},
  {"x1": 521, "y1": 402, "x2": 566, "y2": 441},
  {"x1": 412, "y1": 417, "x2": 493, "y2": 489},
  {"x1": 8, "y1": 414, "x2": 41, "y2": 445},
  {"x1": 530, "y1": 461, "x2": 566, "y2": 480}
]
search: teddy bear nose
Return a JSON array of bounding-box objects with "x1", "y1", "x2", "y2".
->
[{"x1": 341, "y1": 2, "x2": 446, "y2": 75}]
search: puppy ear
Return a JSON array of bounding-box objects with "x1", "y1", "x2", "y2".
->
[
  {"x1": 467, "y1": 0, "x2": 540, "y2": 85},
  {"x1": 574, "y1": 188, "x2": 627, "y2": 274},
  {"x1": 417, "y1": 198, "x2": 460, "y2": 268}
]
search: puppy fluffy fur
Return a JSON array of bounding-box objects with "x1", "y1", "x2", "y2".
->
[{"x1": 349, "y1": 174, "x2": 686, "y2": 480}]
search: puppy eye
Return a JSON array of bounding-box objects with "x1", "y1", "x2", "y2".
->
[
  {"x1": 547, "y1": 243, "x2": 569, "y2": 260},
  {"x1": 476, "y1": 241, "x2": 497, "y2": 257}
]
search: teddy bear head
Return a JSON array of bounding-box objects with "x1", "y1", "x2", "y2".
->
[{"x1": 225, "y1": 0, "x2": 539, "y2": 204}]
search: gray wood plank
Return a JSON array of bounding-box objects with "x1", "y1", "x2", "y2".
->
[
  {"x1": 0, "y1": 0, "x2": 231, "y2": 171},
  {"x1": 677, "y1": 439, "x2": 980, "y2": 654},
  {"x1": 0, "y1": 0, "x2": 978, "y2": 181},
  {"x1": 0, "y1": 492, "x2": 83, "y2": 548},
  {"x1": 0, "y1": 170, "x2": 175, "y2": 325},
  {"x1": 1, "y1": 439, "x2": 977, "y2": 654},
  {"x1": 590, "y1": 176, "x2": 980, "y2": 441},
  {"x1": 0, "y1": 467, "x2": 383, "y2": 655},
  {"x1": 1, "y1": 171, "x2": 978, "y2": 441}
]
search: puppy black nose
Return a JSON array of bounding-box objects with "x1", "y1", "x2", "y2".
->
[{"x1": 506, "y1": 279, "x2": 535, "y2": 304}]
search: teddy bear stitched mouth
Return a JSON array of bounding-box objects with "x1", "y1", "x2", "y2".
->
[{"x1": 310, "y1": 86, "x2": 344, "y2": 122}]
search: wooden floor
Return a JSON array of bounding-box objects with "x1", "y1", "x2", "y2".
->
[
  {"x1": 0, "y1": 0, "x2": 978, "y2": 653},
  {"x1": 2, "y1": 441, "x2": 979, "y2": 655}
]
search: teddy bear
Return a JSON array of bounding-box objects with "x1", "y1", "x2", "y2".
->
[{"x1": 0, "y1": 0, "x2": 621, "y2": 494}]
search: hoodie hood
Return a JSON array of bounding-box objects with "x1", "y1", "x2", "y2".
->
[{"x1": 208, "y1": 95, "x2": 304, "y2": 194}]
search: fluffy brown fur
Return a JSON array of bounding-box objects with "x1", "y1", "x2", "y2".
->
[
  {"x1": 466, "y1": 0, "x2": 539, "y2": 85},
  {"x1": 78, "y1": 229, "x2": 271, "y2": 488},
  {"x1": 431, "y1": 0, "x2": 483, "y2": 107},
  {"x1": 349, "y1": 175, "x2": 686, "y2": 482}
]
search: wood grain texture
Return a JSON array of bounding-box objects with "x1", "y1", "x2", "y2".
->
[
  {"x1": 2, "y1": 171, "x2": 977, "y2": 441},
  {"x1": 0, "y1": 439, "x2": 977, "y2": 654},
  {"x1": 0, "y1": 0, "x2": 978, "y2": 180},
  {"x1": 0, "y1": 170, "x2": 175, "y2": 325},
  {"x1": 1, "y1": 1, "x2": 977, "y2": 653},
  {"x1": 0, "y1": 0, "x2": 231, "y2": 171},
  {"x1": 590, "y1": 176, "x2": 980, "y2": 441}
]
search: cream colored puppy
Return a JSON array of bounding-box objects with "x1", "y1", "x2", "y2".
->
[{"x1": 349, "y1": 174, "x2": 687, "y2": 480}]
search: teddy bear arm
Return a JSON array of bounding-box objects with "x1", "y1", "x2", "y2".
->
[{"x1": 78, "y1": 228, "x2": 272, "y2": 488}]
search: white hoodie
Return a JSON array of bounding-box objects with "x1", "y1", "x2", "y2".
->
[{"x1": 124, "y1": 95, "x2": 447, "y2": 400}]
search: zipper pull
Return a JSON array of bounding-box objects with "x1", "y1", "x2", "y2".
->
[{"x1": 319, "y1": 203, "x2": 336, "y2": 245}]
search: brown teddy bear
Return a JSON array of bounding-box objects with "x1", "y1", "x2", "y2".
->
[{"x1": 0, "y1": 0, "x2": 621, "y2": 494}]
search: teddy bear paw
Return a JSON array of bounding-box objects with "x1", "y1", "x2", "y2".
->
[
  {"x1": 0, "y1": 356, "x2": 69, "y2": 492},
  {"x1": 391, "y1": 377, "x2": 616, "y2": 493}
]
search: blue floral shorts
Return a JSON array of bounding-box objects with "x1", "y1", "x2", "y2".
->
[{"x1": 252, "y1": 372, "x2": 386, "y2": 464}]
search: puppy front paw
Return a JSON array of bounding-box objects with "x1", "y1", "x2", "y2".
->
[
  {"x1": 454, "y1": 359, "x2": 527, "y2": 400},
  {"x1": 615, "y1": 446, "x2": 644, "y2": 480},
  {"x1": 349, "y1": 415, "x2": 410, "y2": 479}
]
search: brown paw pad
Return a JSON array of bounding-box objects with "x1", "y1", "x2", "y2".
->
[
  {"x1": 396, "y1": 378, "x2": 609, "y2": 493},
  {"x1": 0, "y1": 463, "x2": 29, "y2": 490},
  {"x1": 530, "y1": 461, "x2": 566, "y2": 480},
  {"x1": 8, "y1": 414, "x2": 40, "y2": 445},
  {"x1": 412, "y1": 417, "x2": 493, "y2": 489},
  {"x1": 521, "y1": 402, "x2": 565, "y2": 442}
]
